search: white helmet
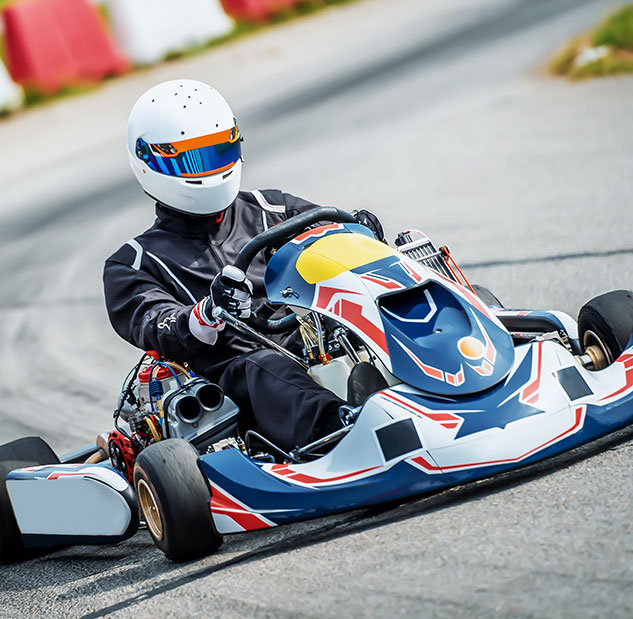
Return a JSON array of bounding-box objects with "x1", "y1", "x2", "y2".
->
[{"x1": 126, "y1": 79, "x2": 242, "y2": 216}]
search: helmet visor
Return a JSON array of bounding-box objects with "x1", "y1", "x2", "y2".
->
[{"x1": 135, "y1": 125, "x2": 242, "y2": 178}]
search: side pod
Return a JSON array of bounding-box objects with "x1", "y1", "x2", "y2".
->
[{"x1": 6, "y1": 463, "x2": 138, "y2": 548}]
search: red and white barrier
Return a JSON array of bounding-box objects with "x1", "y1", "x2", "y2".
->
[
  {"x1": 0, "y1": 58, "x2": 23, "y2": 113},
  {"x1": 2, "y1": 0, "x2": 129, "y2": 94},
  {"x1": 103, "y1": 0, "x2": 233, "y2": 66},
  {"x1": 220, "y1": 0, "x2": 300, "y2": 22}
]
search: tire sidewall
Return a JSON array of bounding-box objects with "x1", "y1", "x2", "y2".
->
[
  {"x1": 133, "y1": 439, "x2": 221, "y2": 562},
  {"x1": 0, "y1": 437, "x2": 59, "y2": 564},
  {"x1": 578, "y1": 290, "x2": 633, "y2": 363},
  {"x1": 133, "y1": 463, "x2": 172, "y2": 557}
]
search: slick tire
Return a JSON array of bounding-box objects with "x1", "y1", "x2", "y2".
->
[
  {"x1": 578, "y1": 290, "x2": 633, "y2": 367},
  {"x1": 134, "y1": 439, "x2": 222, "y2": 562},
  {"x1": 0, "y1": 437, "x2": 59, "y2": 564},
  {"x1": 472, "y1": 284, "x2": 503, "y2": 308}
]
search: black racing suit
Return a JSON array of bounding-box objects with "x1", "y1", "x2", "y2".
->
[{"x1": 103, "y1": 190, "x2": 344, "y2": 451}]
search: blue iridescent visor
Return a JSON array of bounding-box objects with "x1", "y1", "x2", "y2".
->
[{"x1": 135, "y1": 135, "x2": 241, "y2": 178}]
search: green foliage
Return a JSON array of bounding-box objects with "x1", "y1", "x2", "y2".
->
[
  {"x1": 22, "y1": 83, "x2": 98, "y2": 108},
  {"x1": 551, "y1": 3, "x2": 633, "y2": 79},
  {"x1": 549, "y1": 35, "x2": 586, "y2": 76},
  {"x1": 593, "y1": 5, "x2": 633, "y2": 50},
  {"x1": 567, "y1": 51, "x2": 633, "y2": 79}
]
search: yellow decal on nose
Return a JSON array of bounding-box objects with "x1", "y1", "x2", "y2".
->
[{"x1": 296, "y1": 233, "x2": 397, "y2": 284}]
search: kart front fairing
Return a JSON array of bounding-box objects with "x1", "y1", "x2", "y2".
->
[
  {"x1": 264, "y1": 223, "x2": 515, "y2": 396},
  {"x1": 199, "y1": 340, "x2": 633, "y2": 534}
]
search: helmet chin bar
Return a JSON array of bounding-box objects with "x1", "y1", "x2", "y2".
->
[{"x1": 130, "y1": 155, "x2": 242, "y2": 216}]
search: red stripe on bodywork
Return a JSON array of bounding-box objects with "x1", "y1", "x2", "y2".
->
[
  {"x1": 285, "y1": 466, "x2": 380, "y2": 485},
  {"x1": 315, "y1": 286, "x2": 361, "y2": 311},
  {"x1": 400, "y1": 261, "x2": 424, "y2": 283},
  {"x1": 269, "y1": 462, "x2": 380, "y2": 485},
  {"x1": 382, "y1": 392, "x2": 461, "y2": 430},
  {"x1": 292, "y1": 224, "x2": 343, "y2": 243},
  {"x1": 599, "y1": 353, "x2": 633, "y2": 401},
  {"x1": 361, "y1": 275, "x2": 402, "y2": 290},
  {"x1": 411, "y1": 405, "x2": 584, "y2": 471},
  {"x1": 400, "y1": 344, "x2": 444, "y2": 381},
  {"x1": 212, "y1": 508, "x2": 271, "y2": 531},
  {"x1": 270, "y1": 463, "x2": 293, "y2": 475},
  {"x1": 521, "y1": 341, "x2": 543, "y2": 404},
  {"x1": 318, "y1": 293, "x2": 388, "y2": 355},
  {"x1": 47, "y1": 471, "x2": 86, "y2": 480},
  {"x1": 210, "y1": 486, "x2": 271, "y2": 530}
]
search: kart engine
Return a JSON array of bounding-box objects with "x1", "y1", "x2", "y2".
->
[{"x1": 109, "y1": 355, "x2": 237, "y2": 481}]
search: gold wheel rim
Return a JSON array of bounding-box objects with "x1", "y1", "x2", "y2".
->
[
  {"x1": 583, "y1": 329, "x2": 611, "y2": 369},
  {"x1": 137, "y1": 479, "x2": 164, "y2": 541}
]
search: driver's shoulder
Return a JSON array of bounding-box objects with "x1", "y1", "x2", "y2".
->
[
  {"x1": 104, "y1": 223, "x2": 164, "y2": 270},
  {"x1": 238, "y1": 189, "x2": 286, "y2": 214},
  {"x1": 238, "y1": 189, "x2": 319, "y2": 219}
]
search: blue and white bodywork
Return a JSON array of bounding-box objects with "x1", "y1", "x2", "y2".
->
[
  {"x1": 4, "y1": 217, "x2": 633, "y2": 555},
  {"x1": 195, "y1": 223, "x2": 633, "y2": 534},
  {"x1": 6, "y1": 463, "x2": 138, "y2": 547}
]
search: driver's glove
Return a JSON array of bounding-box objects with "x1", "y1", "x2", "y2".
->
[
  {"x1": 351, "y1": 209, "x2": 387, "y2": 243},
  {"x1": 211, "y1": 265, "x2": 254, "y2": 319},
  {"x1": 189, "y1": 266, "x2": 252, "y2": 345},
  {"x1": 189, "y1": 296, "x2": 226, "y2": 345}
]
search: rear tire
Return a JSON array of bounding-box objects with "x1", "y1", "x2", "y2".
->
[
  {"x1": 133, "y1": 439, "x2": 222, "y2": 562},
  {"x1": 472, "y1": 284, "x2": 503, "y2": 308},
  {"x1": 0, "y1": 437, "x2": 59, "y2": 564},
  {"x1": 578, "y1": 290, "x2": 633, "y2": 367}
]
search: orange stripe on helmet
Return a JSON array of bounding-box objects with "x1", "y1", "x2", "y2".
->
[{"x1": 166, "y1": 125, "x2": 240, "y2": 155}]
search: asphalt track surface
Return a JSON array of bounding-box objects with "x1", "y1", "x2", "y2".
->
[{"x1": 1, "y1": 0, "x2": 633, "y2": 616}]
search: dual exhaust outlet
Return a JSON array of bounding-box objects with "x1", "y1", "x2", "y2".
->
[{"x1": 162, "y1": 378, "x2": 224, "y2": 425}]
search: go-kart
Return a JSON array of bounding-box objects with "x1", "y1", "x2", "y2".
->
[{"x1": 3, "y1": 207, "x2": 633, "y2": 563}]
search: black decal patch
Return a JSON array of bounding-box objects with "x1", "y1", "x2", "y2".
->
[
  {"x1": 555, "y1": 366, "x2": 593, "y2": 401},
  {"x1": 376, "y1": 418, "x2": 422, "y2": 462}
]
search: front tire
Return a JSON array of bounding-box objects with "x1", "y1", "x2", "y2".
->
[
  {"x1": 578, "y1": 290, "x2": 633, "y2": 369},
  {"x1": 133, "y1": 439, "x2": 222, "y2": 562},
  {"x1": 0, "y1": 437, "x2": 59, "y2": 564}
]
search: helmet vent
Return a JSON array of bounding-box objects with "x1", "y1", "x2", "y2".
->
[
  {"x1": 223, "y1": 170, "x2": 233, "y2": 180},
  {"x1": 185, "y1": 180, "x2": 202, "y2": 185}
]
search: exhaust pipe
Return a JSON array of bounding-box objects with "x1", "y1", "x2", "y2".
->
[
  {"x1": 189, "y1": 381, "x2": 224, "y2": 412},
  {"x1": 163, "y1": 379, "x2": 225, "y2": 424},
  {"x1": 165, "y1": 392, "x2": 202, "y2": 424}
]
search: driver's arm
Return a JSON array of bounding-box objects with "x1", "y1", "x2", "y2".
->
[{"x1": 103, "y1": 256, "x2": 208, "y2": 363}]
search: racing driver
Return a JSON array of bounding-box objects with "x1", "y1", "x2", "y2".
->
[{"x1": 103, "y1": 79, "x2": 385, "y2": 453}]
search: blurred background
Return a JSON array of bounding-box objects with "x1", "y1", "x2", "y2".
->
[{"x1": 1, "y1": 0, "x2": 633, "y2": 615}]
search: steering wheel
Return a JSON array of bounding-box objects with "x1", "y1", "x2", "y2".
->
[{"x1": 233, "y1": 206, "x2": 356, "y2": 333}]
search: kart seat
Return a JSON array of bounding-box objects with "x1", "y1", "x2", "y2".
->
[{"x1": 347, "y1": 362, "x2": 389, "y2": 407}]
